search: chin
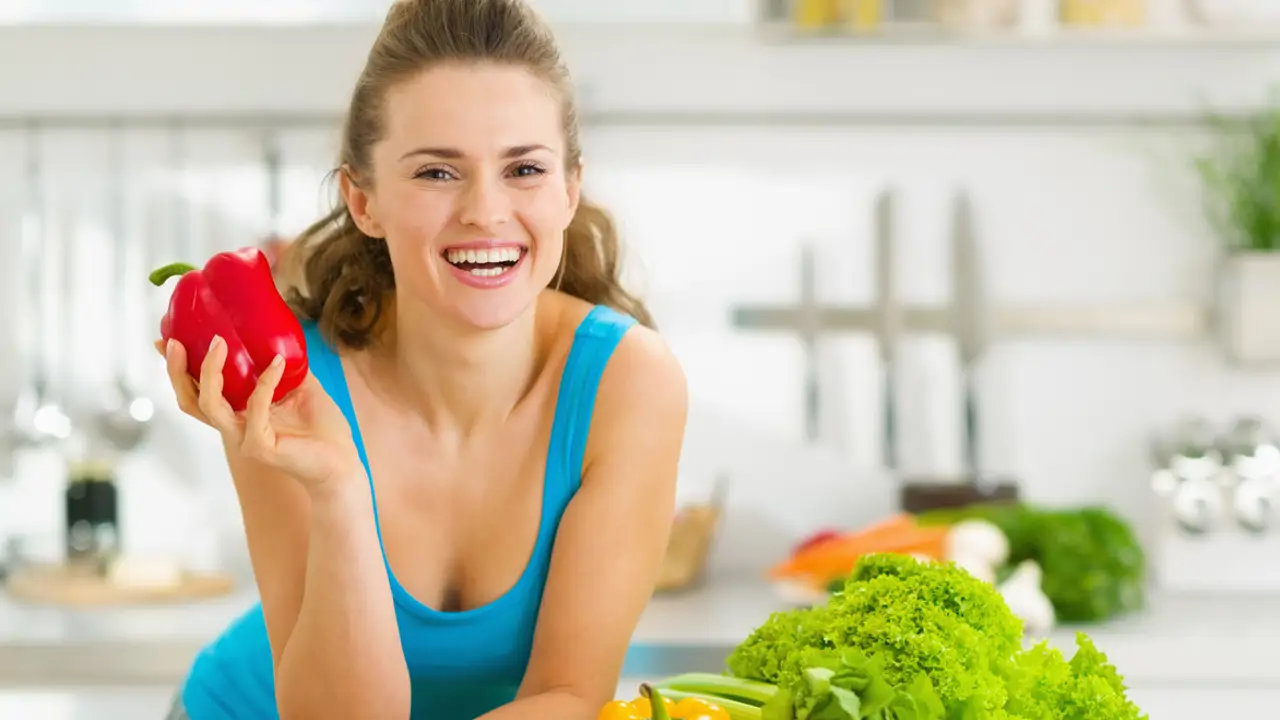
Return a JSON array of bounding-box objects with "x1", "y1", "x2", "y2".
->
[{"x1": 445, "y1": 291, "x2": 538, "y2": 331}]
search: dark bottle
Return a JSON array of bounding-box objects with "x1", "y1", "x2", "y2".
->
[{"x1": 64, "y1": 460, "x2": 120, "y2": 571}]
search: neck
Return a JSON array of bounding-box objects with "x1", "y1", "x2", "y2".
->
[{"x1": 373, "y1": 295, "x2": 542, "y2": 436}]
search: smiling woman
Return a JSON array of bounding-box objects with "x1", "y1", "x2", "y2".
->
[
  {"x1": 282, "y1": 15, "x2": 653, "y2": 344},
  {"x1": 156, "y1": 1, "x2": 687, "y2": 719}
]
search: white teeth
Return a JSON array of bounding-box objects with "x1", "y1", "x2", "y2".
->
[
  {"x1": 469, "y1": 267, "x2": 506, "y2": 277},
  {"x1": 445, "y1": 247, "x2": 522, "y2": 265}
]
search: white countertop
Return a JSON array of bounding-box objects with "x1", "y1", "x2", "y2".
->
[{"x1": 3, "y1": 575, "x2": 1280, "y2": 688}]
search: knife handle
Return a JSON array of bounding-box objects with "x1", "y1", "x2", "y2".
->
[
  {"x1": 883, "y1": 369, "x2": 896, "y2": 470},
  {"x1": 962, "y1": 376, "x2": 980, "y2": 479},
  {"x1": 804, "y1": 359, "x2": 821, "y2": 442}
]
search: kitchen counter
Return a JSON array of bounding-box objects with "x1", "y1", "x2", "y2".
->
[{"x1": 3, "y1": 576, "x2": 1280, "y2": 688}]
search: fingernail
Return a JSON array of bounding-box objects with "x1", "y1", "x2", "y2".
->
[
  {"x1": 270, "y1": 354, "x2": 284, "y2": 370},
  {"x1": 166, "y1": 339, "x2": 178, "y2": 355},
  {"x1": 210, "y1": 335, "x2": 223, "y2": 352}
]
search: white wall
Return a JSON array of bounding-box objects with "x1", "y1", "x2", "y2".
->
[
  {"x1": 0, "y1": 0, "x2": 754, "y2": 24},
  {"x1": 1, "y1": 23, "x2": 1279, "y2": 580}
]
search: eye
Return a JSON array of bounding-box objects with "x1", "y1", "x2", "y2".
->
[
  {"x1": 509, "y1": 162, "x2": 546, "y2": 179},
  {"x1": 414, "y1": 166, "x2": 456, "y2": 182}
]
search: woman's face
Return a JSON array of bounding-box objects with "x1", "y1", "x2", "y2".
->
[{"x1": 347, "y1": 62, "x2": 580, "y2": 331}]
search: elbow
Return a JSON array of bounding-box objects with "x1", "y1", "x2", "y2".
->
[
  {"x1": 278, "y1": 689, "x2": 410, "y2": 720},
  {"x1": 279, "y1": 701, "x2": 409, "y2": 720},
  {"x1": 276, "y1": 666, "x2": 411, "y2": 720}
]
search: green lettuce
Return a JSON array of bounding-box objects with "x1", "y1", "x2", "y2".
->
[{"x1": 725, "y1": 554, "x2": 1147, "y2": 720}]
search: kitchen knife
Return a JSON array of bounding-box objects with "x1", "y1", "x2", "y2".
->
[
  {"x1": 951, "y1": 190, "x2": 989, "y2": 484},
  {"x1": 798, "y1": 242, "x2": 821, "y2": 443},
  {"x1": 872, "y1": 189, "x2": 900, "y2": 470}
]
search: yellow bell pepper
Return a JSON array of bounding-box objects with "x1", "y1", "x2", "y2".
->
[{"x1": 596, "y1": 685, "x2": 731, "y2": 720}]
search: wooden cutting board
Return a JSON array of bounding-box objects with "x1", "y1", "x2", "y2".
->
[{"x1": 5, "y1": 563, "x2": 236, "y2": 607}]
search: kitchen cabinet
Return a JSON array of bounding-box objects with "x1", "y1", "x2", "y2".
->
[
  {"x1": 528, "y1": 0, "x2": 751, "y2": 23},
  {"x1": 0, "y1": 688, "x2": 174, "y2": 720},
  {"x1": 0, "y1": 0, "x2": 753, "y2": 25},
  {"x1": 3, "y1": 23, "x2": 1276, "y2": 120}
]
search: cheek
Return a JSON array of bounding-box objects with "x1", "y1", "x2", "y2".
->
[
  {"x1": 377, "y1": 191, "x2": 450, "y2": 279},
  {"x1": 519, "y1": 187, "x2": 575, "y2": 240},
  {"x1": 383, "y1": 186, "x2": 449, "y2": 236}
]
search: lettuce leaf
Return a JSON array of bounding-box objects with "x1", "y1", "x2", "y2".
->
[{"x1": 726, "y1": 554, "x2": 1146, "y2": 720}]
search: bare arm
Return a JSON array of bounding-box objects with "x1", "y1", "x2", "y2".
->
[
  {"x1": 168, "y1": 335, "x2": 410, "y2": 720},
  {"x1": 477, "y1": 327, "x2": 689, "y2": 719},
  {"x1": 227, "y1": 453, "x2": 410, "y2": 720}
]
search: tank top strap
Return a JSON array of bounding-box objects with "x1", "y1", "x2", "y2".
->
[
  {"x1": 300, "y1": 321, "x2": 372, "y2": 474},
  {"x1": 544, "y1": 305, "x2": 638, "y2": 511}
]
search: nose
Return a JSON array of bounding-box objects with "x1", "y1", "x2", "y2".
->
[{"x1": 458, "y1": 174, "x2": 511, "y2": 231}]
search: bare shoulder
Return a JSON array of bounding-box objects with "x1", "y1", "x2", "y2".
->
[
  {"x1": 583, "y1": 317, "x2": 688, "y2": 476},
  {"x1": 602, "y1": 323, "x2": 686, "y2": 405},
  {"x1": 541, "y1": 291, "x2": 687, "y2": 426}
]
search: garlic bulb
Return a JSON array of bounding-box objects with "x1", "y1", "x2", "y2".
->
[
  {"x1": 950, "y1": 552, "x2": 997, "y2": 584},
  {"x1": 945, "y1": 519, "x2": 1010, "y2": 567},
  {"x1": 999, "y1": 560, "x2": 1056, "y2": 636}
]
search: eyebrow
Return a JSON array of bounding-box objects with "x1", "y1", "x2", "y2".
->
[{"x1": 399, "y1": 144, "x2": 550, "y2": 161}]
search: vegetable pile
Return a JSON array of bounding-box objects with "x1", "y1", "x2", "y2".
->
[
  {"x1": 916, "y1": 504, "x2": 1146, "y2": 623},
  {"x1": 611, "y1": 554, "x2": 1147, "y2": 720}
]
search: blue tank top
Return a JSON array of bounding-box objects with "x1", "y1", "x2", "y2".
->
[{"x1": 179, "y1": 305, "x2": 637, "y2": 720}]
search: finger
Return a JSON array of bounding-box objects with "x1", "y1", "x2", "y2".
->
[
  {"x1": 153, "y1": 339, "x2": 166, "y2": 357},
  {"x1": 241, "y1": 355, "x2": 285, "y2": 457},
  {"x1": 195, "y1": 336, "x2": 240, "y2": 432},
  {"x1": 163, "y1": 340, "x2": 205, "y2": 421}
]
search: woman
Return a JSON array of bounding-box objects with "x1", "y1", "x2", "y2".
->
[{"x1": 157, "y1": 1, "x2": 687, "y2": 718}]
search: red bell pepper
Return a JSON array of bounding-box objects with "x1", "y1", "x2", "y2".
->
[
  {"x1": 792, "y1": 528, "x2": 843, "y2": 555},
  {"x1": 149, "y1": 247, "x2": 308, "y2": 413}
]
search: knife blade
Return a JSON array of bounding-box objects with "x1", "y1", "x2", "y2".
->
[
  {"x1": 872, "y1": 189, "x2": 900, "y2": 470},
  {"x1": 951, "y1": 190, "x2": 989, "y2": 483},
  {"x1": 798, "y1": 242, "x2": 821, "y2": 443}
]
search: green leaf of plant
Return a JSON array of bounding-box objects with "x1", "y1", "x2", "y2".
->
[{"x1": 805, "y1": 686, "x2": 862, "y2": 720}]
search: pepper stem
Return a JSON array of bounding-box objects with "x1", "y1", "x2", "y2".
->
[
  {"x1": 149, "y1": 262, "x2": 198, "y2": 287},
  {"x1": 639, "y1": 683, "x2": 673, "y2": 720}
]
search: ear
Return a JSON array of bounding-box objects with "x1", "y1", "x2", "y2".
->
[
  {"x1": 338, "y1": 166, "x2": 386, "y2": 238},
  {"x1": 566, "y1": 160, "x2": 583, "y2": 218}
]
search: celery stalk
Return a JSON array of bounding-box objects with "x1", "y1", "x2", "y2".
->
[
  {"x1": 652, "y1": 673, "x2": 780, "y2": 706},
  {"x1": 656, "y1": 689, "x2": 763, "y2": 720}
]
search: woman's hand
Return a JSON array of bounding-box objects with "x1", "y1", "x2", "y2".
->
[{"x1": 157, "y1": 336, "x2": 362, "y2": 495}]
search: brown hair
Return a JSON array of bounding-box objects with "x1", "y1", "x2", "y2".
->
[{"x1": 282, "y1": 0, "x2": 653, "y2": 349}]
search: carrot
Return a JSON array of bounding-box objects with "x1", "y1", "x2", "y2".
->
[
  {"x1": 769, "y1": 519, "x2": 948, "y2": 582},
  {"x1": 771, "y1": 514, "x2": 915, "y2": 576}
]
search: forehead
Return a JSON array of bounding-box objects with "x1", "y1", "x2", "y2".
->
[{"x1": 381, "y1": 63, "x2": 563, "y2": 153}]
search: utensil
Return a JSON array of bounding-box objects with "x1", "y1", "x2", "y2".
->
[
  {"x1": 951, "y1": 190, "x2": 989, "y2": 485},
  {"x1": 10, "y1": 123, "x2": 71, "y2": 447},
  {"x1": 93, "y1": 125, "x2": 153, "y2": 454},
  {"x1": 872, "y1": 188, "x2": 900, "y2": 470},
  {"x1": 1219, "y1": 416, "x2": 1280, "y2": 534},
  {"x1": 264, "y1": 130, "x2": 285, "y2": 241},
  {"x1": 798, "y1": 242, "x2": 821, "y2": 442},
  {"x1": 259, "y1": 130, "x2": 297, "y2": 283},
  {"x1": 1151, "y1": 416, "x2": 1227, "y2": 534}
]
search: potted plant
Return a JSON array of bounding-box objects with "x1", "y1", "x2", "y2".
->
[{"x1": 1195, "y1": 99, "x2": 1280, "y2": 365}]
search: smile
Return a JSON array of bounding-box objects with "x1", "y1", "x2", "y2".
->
[{"x1": 443, "y1": 246, "x2": 526, "y2": 278}]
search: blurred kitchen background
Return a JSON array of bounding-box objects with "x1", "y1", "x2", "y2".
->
[{"x1": 5, "y1": 0, "x2": 1280, "y2": 718}]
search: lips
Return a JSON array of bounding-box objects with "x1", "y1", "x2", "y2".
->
[
  {"x1": 440, "y1": 243, "x2": 528, "y2": 289},
  {"x1": 442, "y1": 245, "x2": 525, "y2": 275}
]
